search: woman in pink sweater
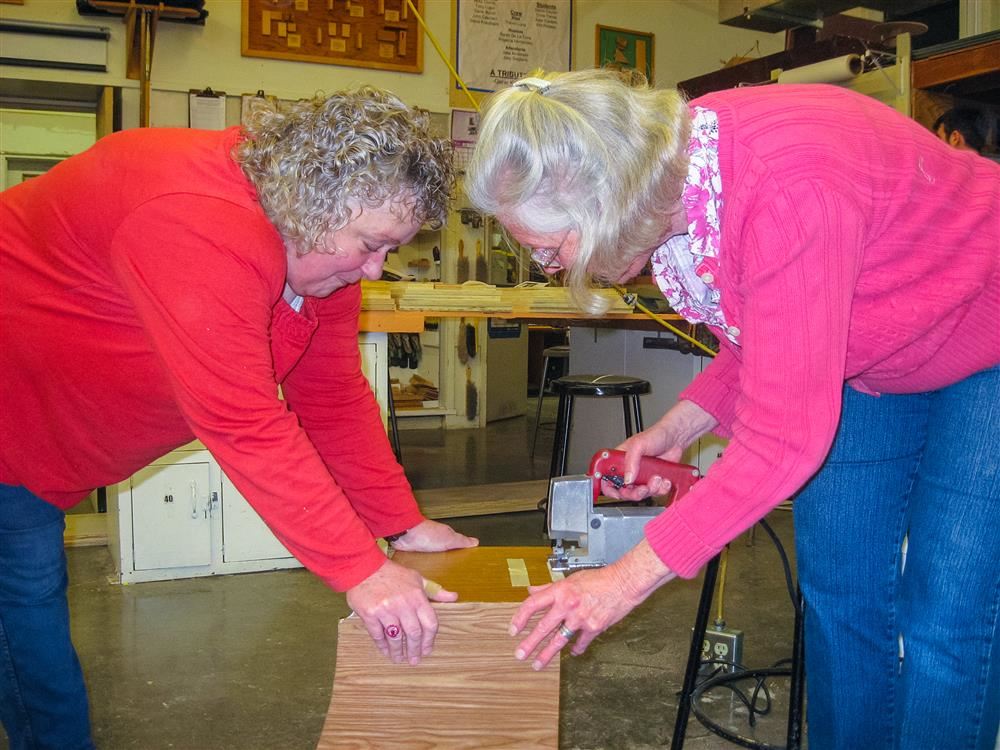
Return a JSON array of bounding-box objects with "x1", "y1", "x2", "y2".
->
[{"x1": 466, "y1": 69, "x2": 999, "y2": 749}]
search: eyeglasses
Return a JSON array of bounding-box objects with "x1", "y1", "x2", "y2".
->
[{"x1": 529, "y1": 246, "x2": 565, "y2": 272}]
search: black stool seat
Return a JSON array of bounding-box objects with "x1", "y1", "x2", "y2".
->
[
  {"x1": 548, "y1": 374, "x2": 651, "y2": 479},
  {"x1": 551, "y1": 374, "x2": 651, "y2": 398}
]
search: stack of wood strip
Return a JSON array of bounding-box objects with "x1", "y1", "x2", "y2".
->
[
  {"x1": 362, "y1": 281, "x2": 634, "y2": 315},
  {"x1": 390, "y1": 282, "x2": 512, "y2": 313},
  {"x1": 359, "y1": 281, "x2": 395, "y2": 310},
  {"x1": 391, "y1": 374, "x2": 439, "y2": 409},
  {"x1": 500, "y1": 286, "x2": 633, "y2": 314}
]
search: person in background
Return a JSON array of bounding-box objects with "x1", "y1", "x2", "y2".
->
[
  {"x1": 466, "y1": 69, "x2": 999, "y2": 750},
  {"x1": 0, "y1": 87, "x2": 477, "y2": 750},
  {"x1": 933, "y1": 106, "x2": 986, "y2": 153}
]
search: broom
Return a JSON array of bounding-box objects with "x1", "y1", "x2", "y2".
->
[
  {"x1": 456, "y1": 239, "x2": 469, "y2": 283},
  {"x1": 474, "y1": 239, "x2": 488, "y2": 281},
  {"x1": 465, "y1": 366, "x2": 478, "y2": 420}
]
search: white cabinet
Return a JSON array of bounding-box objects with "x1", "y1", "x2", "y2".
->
[{"x1": 107, "y1": 446, "x2": 300, "y2": 584}]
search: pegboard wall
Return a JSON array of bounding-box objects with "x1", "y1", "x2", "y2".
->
[{"x1": 242, "y1": 0, "x2": 423, "y2": 73}]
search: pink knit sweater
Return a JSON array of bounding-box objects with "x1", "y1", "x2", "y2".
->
[{"x1": 645, "y1": 85, "x2": 1000, "y2": 578}]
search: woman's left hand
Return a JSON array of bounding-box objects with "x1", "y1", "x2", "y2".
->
[
  {"x1": 389, "y1": 519, "x2": 479, "y2": 552},
  {"x1": 510, "y1": 540, "x2": 676, "y2": 670}
]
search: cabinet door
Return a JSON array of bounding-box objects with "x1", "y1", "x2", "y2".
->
[
  {"x1": 131, "y1": 463, "x2": 212, "y2": 570},
  {"x1": 220, "y1": 471, "x2": 292, "y2": 563}
]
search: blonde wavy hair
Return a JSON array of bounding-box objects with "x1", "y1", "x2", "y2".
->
[
  {"x1": 235, "y1": 86, "x2": 454, "y2": 251},
  {"x1": 465, "y1": 68, "x2": 690, "y2": 313}
]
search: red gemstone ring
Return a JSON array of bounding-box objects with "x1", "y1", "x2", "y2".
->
[{"x1": 384, "y1": 624, "x2": 401, "y2": 639}]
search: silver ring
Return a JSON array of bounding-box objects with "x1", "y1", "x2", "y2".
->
[{"x1": 558, "y1": 624, "x2": 575, "y2": 639}]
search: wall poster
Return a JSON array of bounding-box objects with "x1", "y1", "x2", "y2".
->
[{"x1": 455, "y1": 0, "x2": 572, "y2": 95}]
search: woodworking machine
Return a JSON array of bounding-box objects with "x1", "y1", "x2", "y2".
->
[{"x1": 548, "y1": 449, "x2": 701, "y2": 572}]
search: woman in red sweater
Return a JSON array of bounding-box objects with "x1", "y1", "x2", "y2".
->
[
  {"x1": 466, "y1": 69, "x2": 999, "y2": 749},
  {"x1": 0, "y1": 87, "x2": 475, "y2": 749}
]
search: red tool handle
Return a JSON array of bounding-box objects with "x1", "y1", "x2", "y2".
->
[{"x1": 588, "y1": 449, "x2": 700, "y2": 502}]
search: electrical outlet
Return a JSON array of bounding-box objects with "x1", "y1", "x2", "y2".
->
[{"x1": 699, "y1": 625, "x2": 744, "y2": 675}]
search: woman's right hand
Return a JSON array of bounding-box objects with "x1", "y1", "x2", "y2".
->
[
  {"x1": 605, "y1": 399, "x2": 717, "y2": 501},
  {"x1": 345, "y1": 559, "x2": 458, "y2": 665}
]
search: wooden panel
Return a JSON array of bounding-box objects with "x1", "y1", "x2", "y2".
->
[
  {"x1": 392, "y1": 546, "x2": 557, "y2": 602},
  {"x1": 242, "y1": 0, "x2": 422, "y2": 73},
  {"x1": 913, "y1": 40, "x2": 1000, "y2": 89},
  {"x1": 63, "y1": 512, "x2": 108, "y2": 548},
  {"x1": 319, "y1": 602, "x2": 559, "y2": 749},
  {"x1": 413, "y1": 479, "x2": 548, "y2": 520}
]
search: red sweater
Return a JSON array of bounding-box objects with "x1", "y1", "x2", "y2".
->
[
  {"x1": 0, "y1": 127, "x2": 424, "y2": 590},
  {"x1": 646, "y1": 85, "x2": 1000, "y2": 578}
]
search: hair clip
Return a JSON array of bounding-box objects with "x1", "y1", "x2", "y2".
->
[{"x1": 512, "y1": 77, "x2": 551, "y2": 94}]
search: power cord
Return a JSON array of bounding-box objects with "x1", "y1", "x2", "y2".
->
[{"x1": 686, "y1": 515, "x2": 801, "y2": 749}]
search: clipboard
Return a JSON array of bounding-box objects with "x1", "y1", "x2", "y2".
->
[
  {"x1": 188, "y1": 87, "x2": 227, "y2": 130},
  {"x1": 240, "y1": 89, "x2": 277, "y2": 125}
]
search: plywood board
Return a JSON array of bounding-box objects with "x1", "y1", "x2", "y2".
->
[
  {"x1": 392, "y1": 545, "x2": 558, "y2": 602},
  {"x1": 319, "y1": 601, "x2": 559, "y2": 749},
  {"x1": 413, "y1": 479, "x2": 548, "y2": 520}
]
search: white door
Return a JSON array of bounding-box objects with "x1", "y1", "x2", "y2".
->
[
  {"x1": 131, "y1": 462, "x2": 212, "y2": 570},
  {"x1": 220, "y1": 471, "x2": 292, "y2": 563}
]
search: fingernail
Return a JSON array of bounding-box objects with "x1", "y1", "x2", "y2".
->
[
  {"x1": 532, "y1": 660, "x2": 542, "y2": 671},
  {"x1": 515, "y1": 649, "x2": 525, "y2": 660},
  {"x1": 624, "y1": 472, "x2": 633, "y2": 485},
  {"x1": 508, "y1": 625, "x2": 517, "y2": 636}
]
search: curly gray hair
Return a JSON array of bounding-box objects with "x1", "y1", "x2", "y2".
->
[
  {"x1": 465, "y1": 68, "x2": 690, "y2": 313},
  {"x1": 235, "y1": 86, "x2": 454, "y2": 251}
]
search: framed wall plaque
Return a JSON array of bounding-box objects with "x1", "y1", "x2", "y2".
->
[
  {"x1": 595, "y1": 24, "x2": 653, "y2": 84},
  {"x1": 242, "y1": 0, "x2": 423, "y2": 73}
]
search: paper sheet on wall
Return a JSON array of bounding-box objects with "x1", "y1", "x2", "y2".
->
[
  {"x1": 456, "y1": 0, "x2": 572, "y2": 93},
  {"x1": 189, "y1": 90, "x2": 226, "y2": 130}
]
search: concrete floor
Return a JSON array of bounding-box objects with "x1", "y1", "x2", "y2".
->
[{"x1": 16, "y1": 400, "x2": 804, "y2": 750}]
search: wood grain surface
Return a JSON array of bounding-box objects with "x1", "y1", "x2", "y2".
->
[
  {"x1": 391, "y1": 546, "x2": 558, "y2": 603},
  {"x1": 318, "y1": 602, "x2": 559, "y2": 749}
]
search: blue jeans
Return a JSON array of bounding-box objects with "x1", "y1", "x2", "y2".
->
[
  {"x1": 0, "y1": 485, "x2": 94, "y2": 750},
  {"x1": 794, "y1": 366, "x2": 1000, "y2": 750}
]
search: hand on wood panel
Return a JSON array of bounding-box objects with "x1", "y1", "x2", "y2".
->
[
  {"x1": 509, "y1": 540, "x2": 676, "y2": 670},
  {"x1": 388, "y1": 519, "x2": 479, "y2": 552},
  {"x1": 346, "y1": 559, "x2": 459, "y2": 665}
]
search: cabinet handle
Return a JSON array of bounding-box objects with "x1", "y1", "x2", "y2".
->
[{"x1": 190, "y1": 481, "x2": 199, "y2": 519}]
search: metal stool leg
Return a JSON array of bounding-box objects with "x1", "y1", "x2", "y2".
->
[
  {"x1": 671, "y1": 554, "x2": 721, "y2": 750},
  {"x1": 786, "y1": 588, "x2": 806, "y2": 750},
  {"x1": 620, "y1": 394, "x2": 645, "y2": 440},
  {"x1": 549, "y1": 392, "x2": 575, "y2": 479},
  {"x1": 530, "y1": 354, "x2": 551, "y2": 458},
  {"x1": 387, "y1": 371, "x2": 402, "y2": 463},
  {"x1": 631, "y1": 393, "x2": 645, "y2": 432}
]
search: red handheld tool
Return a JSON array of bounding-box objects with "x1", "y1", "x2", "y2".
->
[{"x1": 587, "y1": 449, "x2": 700, "y2": 503}]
